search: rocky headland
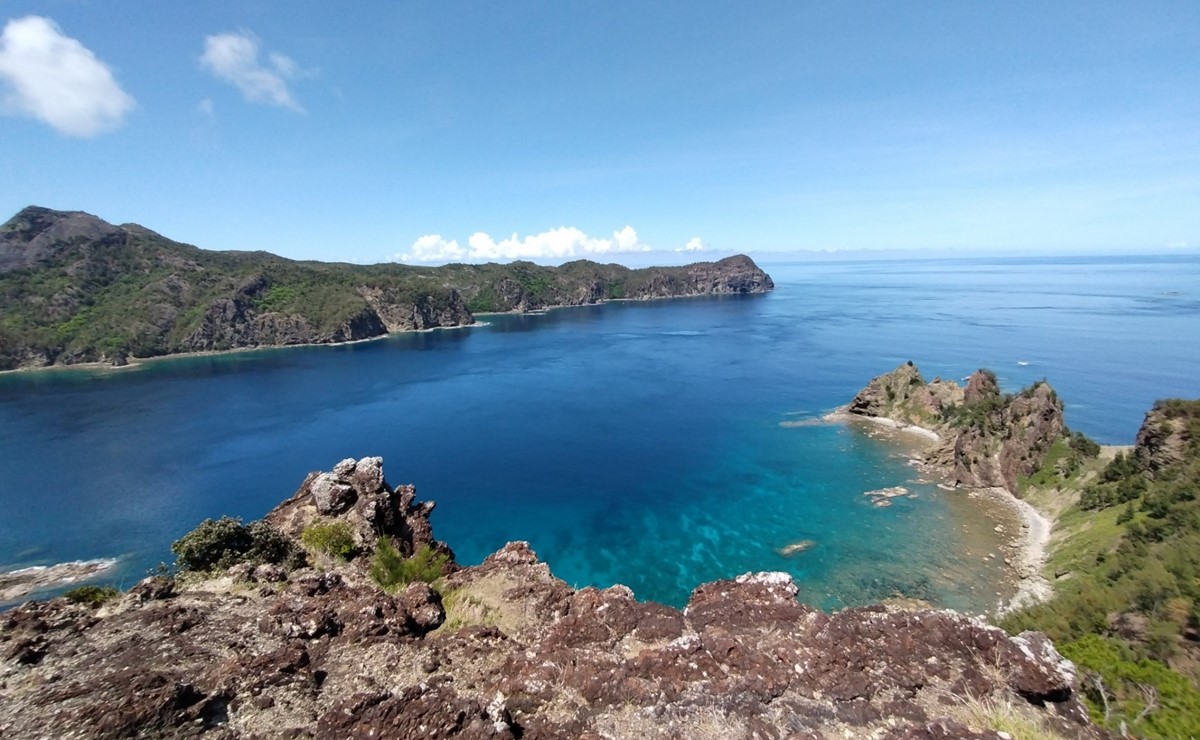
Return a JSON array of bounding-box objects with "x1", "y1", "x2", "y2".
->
[
  {"x1": 0, "y1": 456, "x2": 1101, "y2": 739},
  {"x1": 833, "y1": 361, "x2": 1068, "y2": 614},
  {"x1": 0, "y1": 207, "x2": 773, "y2": 371},
  {"x1": 843, "y1": 361, "x2": 1065, "y2": 493}
]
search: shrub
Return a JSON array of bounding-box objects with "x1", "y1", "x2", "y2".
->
[
  {"x1": 172, "y1": 516, "x2": 303, "y2": 572},
  {"x1": 301, "y1": 521, "x2": 358, "y2": 561},
  {"x1": 63, "y1": 585, "x2": 119, "y2": 607},
  {"x1": 370, "y1": 540, "x2": 448, "y2": 591}
]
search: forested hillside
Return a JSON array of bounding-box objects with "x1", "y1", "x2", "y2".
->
[{"x1": 0, "y1": 207, "x2": 772, "y2": 370}]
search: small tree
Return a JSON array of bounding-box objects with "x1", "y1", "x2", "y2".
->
[{"x1": 370, "y1": 540, "x2": 448, "y2": 591}]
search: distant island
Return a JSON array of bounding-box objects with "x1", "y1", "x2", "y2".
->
[{"x1": 0, "y1": 206, "x2": 774, "y2": 371}]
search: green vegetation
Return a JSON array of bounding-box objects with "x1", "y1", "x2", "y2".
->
[
  {"x1": 62, "y1": 585, "x2": 120, "y2": 607},
  {"x1": 0, "y1": 207, "x2": 759, "y2": 369},
  {"x1": 1002, "y1": 399, "x2": 1200, "y2": 738},
  {"x1": 370, "y1": 540, "x2": 449, "y2": 592},
  {"x1": 171, "y1": 516, "x2": 304, "y2": 572},
  {"x1": 300, "y1": 520, "x2": 358, "y2": 561}
]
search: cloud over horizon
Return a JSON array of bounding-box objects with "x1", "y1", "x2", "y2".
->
[
  {"x1": 0, "y1": 16, "x2": 135, "y2": 137},
  {"x1": 200, "y1": 30, "x2": 303, "y2": 112},
  {"x1": 396, "y1": 226, "x2": 668, "y2": 263}
]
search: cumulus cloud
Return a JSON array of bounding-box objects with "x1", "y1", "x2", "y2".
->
[
  {"x1": 677, "y1": 237, "x2": 707, "y2": 252},
  {"x1": 0, "y1": 16, "x2": 135, "y2": 137},
  {"x1": 200, "y1": 31, "x2": 303, "y2": 111},
  {"x1": 395, "y1": 226, "x2": 654, "y2": 263}
]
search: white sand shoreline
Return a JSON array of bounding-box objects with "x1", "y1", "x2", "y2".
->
[
  {"x1": 0, "y1": 321, "x2": 490, "y2": 377},
  {"x1": 822, "y1": 407, "x2": 942, "y2": 442},
  {"x1": 821, "y1": 407, "x2": 1052, "y2": 616}
]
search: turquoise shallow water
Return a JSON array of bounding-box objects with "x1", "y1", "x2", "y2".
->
[{"x1": 1, "y1": 255, "x2": 1198, "y2": 610}]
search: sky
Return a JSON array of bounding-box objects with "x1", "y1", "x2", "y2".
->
[{"x1": 0, "y1": 2, "x2": 1197, "y2": 265}]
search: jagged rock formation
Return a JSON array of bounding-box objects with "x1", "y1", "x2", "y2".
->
[
  {"x1": 0, "y1": 207, "x2": 773, "y2": 370},
  {"x1": 0, "y1": 458, "x2": 1100, "y2": 738},
  {"x1": 1134, "y1": 399, "x2": 1197, "y2": 478},
  {"x1": 848, "y1": 362, "x2": 1065, "y2": 493}
]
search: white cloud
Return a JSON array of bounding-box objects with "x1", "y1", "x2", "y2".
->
[
  {"x1": 0, "y1": 16, "x2": 135, "y2": 137},
  {"x1": 1167, "y1": 240, "x2": 1188, "y2": 249},
  {"x1": 677, "y1": 237, "x2": 707, "y2": 252},
  {"x1": 395, "y1": 226, "x2": 654, "y2": 263},
  {"x1": 200, "y1": 31, "x2": 303, "y2": 112}
]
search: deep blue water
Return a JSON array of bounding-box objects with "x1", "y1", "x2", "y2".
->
[{"x1": 1, "y1": 255, "x2": 1198, "y2": 611}]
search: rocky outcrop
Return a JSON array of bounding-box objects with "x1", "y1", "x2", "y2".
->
[
  {"x1": 1134, "y1": 399, "x2": 1198, "y2": 477},
  {"x1": 266, "y1": 456, "x2": 454, "y2": 562},
  {"x1": 846, "y1": 360, "x2": 963, "y2": 425},
  {"x1": 0, "y1": 457, "x2": 1099, "y2": 738},
  {"x1": 625, "y1": 255, "x2": 776, "y2": 299},
  {"x1": 359, "y1": 286, "x2": 474, "y2": 332},
  {"x1": 849, "y1": 363, "x2": 1065, "y2": 493},
  {"x1": 0, "y1": 206, "x2": 126, "y2": 273}
]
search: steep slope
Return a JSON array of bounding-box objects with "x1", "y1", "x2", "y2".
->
[
  {"x1": 1003, "y1": 400, "x2": 1200, "y2": 738},
  {"x1": 0, "y1": 207, "x2": 773, "y2": 370}
]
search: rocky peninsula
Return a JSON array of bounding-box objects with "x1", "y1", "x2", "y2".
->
[
  {"x1": 828, "y1": 361, "x2": 1069, "y2": 613},
  {"x1": 0, "y1": 207, "x2": 773, "y2": 371},
  {"x1": 0, "y1": 456, "x2": 1102, "y2": 739}
]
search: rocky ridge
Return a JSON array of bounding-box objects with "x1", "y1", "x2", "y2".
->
[
  {"x1": 848, "y1": 361, "x2": 1065, "y2": 493},
  {"x1": 0, "y1": 457, "x2": 1101, "y2": 739},
  {"x1": 0, "y1": 207, "x2": 773, "y2": 370}
]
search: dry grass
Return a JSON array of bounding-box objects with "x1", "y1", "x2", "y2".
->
[
  {"x1": 940, "y1": 692, "x2": 1069, "y2": 740},
  {"x1": 439, "y1": 572, "x2": 541, "y2": 637}
]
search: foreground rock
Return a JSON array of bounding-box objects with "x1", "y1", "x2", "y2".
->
[{"x1": 0, "y1": 458, "x2": 1100, "y2": 738}]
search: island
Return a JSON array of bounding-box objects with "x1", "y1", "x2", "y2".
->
[{"x1": 0, "y1": 207, "x2": 774, "y2": 371}]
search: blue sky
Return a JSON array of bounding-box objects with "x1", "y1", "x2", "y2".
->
[{"x1": 0, "y1": 2, "x2": 1197, "y2": 264}]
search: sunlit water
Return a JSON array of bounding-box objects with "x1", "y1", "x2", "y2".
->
[{"x1": 2, "y1": 255, "x2": 1197, "y2": 610}]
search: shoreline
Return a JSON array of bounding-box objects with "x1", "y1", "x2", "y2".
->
[
  {"x1": 0, "y1": 321, "x2": 490, "y2": 377},
  {"x1": 1, "y1": 289, "x2": 769, "y2": 377},
  {"x1": 0, "y1": 558, "x2": 118, "y2": 603},
  {"x1": 822, "y1": 406, "x2": 942, "y2": 442},
  {"x1": 823, "y1": 407, "x2": 1052, "y2": 616}
]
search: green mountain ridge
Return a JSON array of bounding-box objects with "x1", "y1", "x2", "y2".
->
[{"x1": 0, "y1": 206, "x2": 774, "y2": 371}]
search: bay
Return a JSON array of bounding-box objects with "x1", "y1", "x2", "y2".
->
[{"x1": 1, "y1": 254, "x2": 1197, "y2": 611}]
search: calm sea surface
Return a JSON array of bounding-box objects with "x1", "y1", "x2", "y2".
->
[{"x1": 2, "y1": 255, "x2": 1197, "y2": 610}]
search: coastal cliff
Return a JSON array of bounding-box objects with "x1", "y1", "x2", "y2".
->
[
  {"x1": 847, "y1": 361, "x2": 1065, "y2": 493},
  {"x1": 0, "y1": 457, "x2": 1098, "y2": 739},
  {"x1": 0, "y1": 207, "x2": 773, "y2": 371}
]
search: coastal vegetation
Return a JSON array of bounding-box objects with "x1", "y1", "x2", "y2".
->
[
  {"x1": 0, "y1": 206, "x2": 773, "y2": 370},
  {"x1": 300, "y1": 521, "x2": 358, "y2": 561},
  {"x1": 1002, "y1": 399, "x2": 1200, "y2": 738},
  {"x1": 170, "y1": 516, "x2": 302, "y2": 573},
  {"x1": 849, "y1": 362, "x2": 1200, "y2": 735},
  {"x1": 62, "y1": 585, "x2": 120, "y2": 608},
  {"x1": 370, "y1": 540, "x2": 449, "y2": 591}
]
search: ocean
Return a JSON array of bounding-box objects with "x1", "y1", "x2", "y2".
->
[{"x1": 1, "y1": 255, "x2": 1197, "y2": 611}]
